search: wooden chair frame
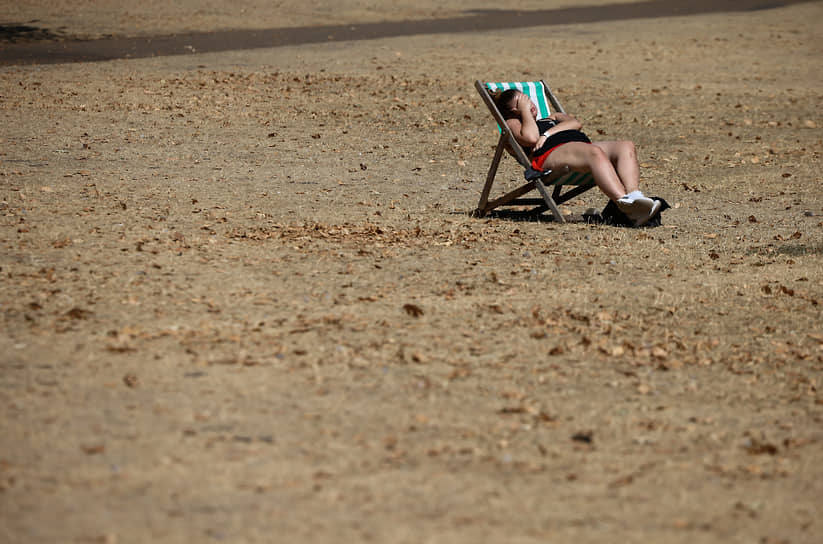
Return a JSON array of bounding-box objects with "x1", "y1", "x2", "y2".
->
[{"x1": 474, "y1": 80, "x2": 596, "y2": 222}]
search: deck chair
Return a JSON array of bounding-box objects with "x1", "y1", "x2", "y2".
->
[{"x1": 474, "y1": 80, "x2": 596, "y2": 222}]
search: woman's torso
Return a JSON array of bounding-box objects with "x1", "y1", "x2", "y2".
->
[{"x1": 529, "y1": 118, "x2": 590, "y2": 156}]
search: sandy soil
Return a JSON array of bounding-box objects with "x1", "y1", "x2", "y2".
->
[{"x1": 1, "y1": 1, "x2": 822, "y2": 543}]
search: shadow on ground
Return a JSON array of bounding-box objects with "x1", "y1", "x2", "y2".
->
[
  {"x1": 0, "y1": 23, "x2": 69, "y2": 43},
  {"x1": 0, "y1": 0, "x2": 815, "y2": 64}
]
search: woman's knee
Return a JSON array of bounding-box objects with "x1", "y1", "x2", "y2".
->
[
  {"x1": 563, "y1": 145, "x2": 609, "y2": 174},
  {"x1": 619, "y1": 140, "x2": 637, "y2": 158},
  {"x1": 601, "y1": 140, "x2": 636, "y2": 160},
  {"x1": 584, "y1": 144, "x2": 609, "y2": 165}
]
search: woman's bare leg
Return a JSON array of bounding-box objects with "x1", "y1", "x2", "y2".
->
[
  {"x1": 541, "y1": 142, "x2": 626, "y2": 201},
  {"x1": 593, "y1": 141, "x2": 640, "y2": 194},
  {"x1": 537, "y1": 141, "x2": 657, "y2": 225}
]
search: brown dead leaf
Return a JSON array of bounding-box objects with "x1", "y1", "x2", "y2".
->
[
  {"x1": 571, "y1": 431, "x2": 593, "y2": 444},
  {"x1": 745, "y1": 439, "x2": 778, "y2": 456},
  {"x1": 658, "y1": 359, "x2": 683, "y2": 371},
  {"x1": 536, "y1": 411, "x2": 557, "y2": 423},
  {"x1": 403, "y1": 303, "x2": 424, "y2": 317},
  {"x1": 383, "y1": 435, "x2": 398, "y2": 450},
  {"x1": 106, "y1": 332, "x2": 136, "y2": 353},
  {"x1": 210, "y1": 357, "x2": 240, "y2": 365},
  {"x1": 652, "y1": 347, "x2": 668, "y2": 359},
  {"x1": 636, "y1": 383, "x2": 652, "y2": 395},
  {"x1": 595, "y1": 311, "x2": 613, "y2": 322},
  {"x1": 52, "y1": 238, "x2": 72, "y2": 248},
  {"x1": 410, "y1": 351, "x2": 427, "y2": 364},
  {"x1": 448, "y1": 367, "x2": 471, "y2": 380},
  {"x1": 499, "y1": 405, "x2": 528, "y2": 414},
  {"x1": 608, "y1": 474, "x2": 634, "y2": 488},
  {"x1": 66, "y1": 307, "x2": 93, "y2": 320}
]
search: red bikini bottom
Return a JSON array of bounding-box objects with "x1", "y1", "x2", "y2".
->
[{"x1": 530, "y1": 129, "x2": 592, "y2": 170}]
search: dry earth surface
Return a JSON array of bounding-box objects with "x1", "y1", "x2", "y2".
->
[{"x1": 1, "y1": 1, "x2": 822, "y2": 543}]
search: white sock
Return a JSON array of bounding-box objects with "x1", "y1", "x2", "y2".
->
[{"x1": 619, "y1": 190, "x2": 645, "y2": 202}]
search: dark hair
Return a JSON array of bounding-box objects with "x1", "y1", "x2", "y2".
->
[{"x1": 494, "y1": 88, "x2": 520, "y2": 120}]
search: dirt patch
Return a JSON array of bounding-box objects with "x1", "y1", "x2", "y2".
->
[{"x1": 1, "y1": 2, "x2": 822, "y2": 543}]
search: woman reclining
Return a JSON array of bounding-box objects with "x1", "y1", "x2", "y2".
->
[{"x1": 494, "y1": 88, "x2": 661, "y2": 226}]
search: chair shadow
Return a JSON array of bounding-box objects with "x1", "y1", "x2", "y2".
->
[
  {"x1": 486, "y1": 209, "x2": 560, "y2": 223},
  {"x1": 457, "y1": 208, "x2": 603, "y2": 224}
]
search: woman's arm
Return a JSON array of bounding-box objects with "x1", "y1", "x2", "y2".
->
[
  {"x1": 550, "y1": 112, "x2": 583, "y2": 131},
  {"x1": 536, "y1": 113, "x2": 583, "y2": 145},
  {"x1": 507, "y1": 101, "x2": 584, "y2": 150},
  {"x1": 506, "y1": 93, "x2": 541, "y2": 148}
]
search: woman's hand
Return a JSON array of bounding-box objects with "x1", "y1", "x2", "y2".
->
[
  {"x1": 507, "y1": 92, "x2": 541, "y2": 148},
  {"x1": 551, "y1": 112, "x2": 578, "y2": 124},
  {"x1": 516, "y1": 93, "x2": 533, "y2": 116}
]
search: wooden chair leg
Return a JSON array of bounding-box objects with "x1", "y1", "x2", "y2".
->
[
  {"x1": 534, "y1": 179, "x2": 565, "y2": 223},
  {"x1": 476, "y1": 134, "x2": 507, "y2": 216}
]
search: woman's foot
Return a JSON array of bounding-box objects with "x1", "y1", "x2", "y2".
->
[
  {"x1": 616, "y1": 196, "x2": 661, "y2": 226},
  {"x1": 634, "y1": 199, "x2": 662, "y2": 226}
]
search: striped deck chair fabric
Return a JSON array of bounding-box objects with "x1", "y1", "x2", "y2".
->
[{"x1": 485, "y1": 81, "x2": 553, "y2": 125}]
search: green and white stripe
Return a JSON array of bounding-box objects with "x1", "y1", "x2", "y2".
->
[{"x1": 485, "y1": 81, "x2": 552, "y2": 119}]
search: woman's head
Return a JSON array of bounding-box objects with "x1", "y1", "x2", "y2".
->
[{"x1": 494, "y1": 89, "x2": 537, "y2": 120}]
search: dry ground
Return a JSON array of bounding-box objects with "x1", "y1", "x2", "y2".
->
[{"x1": 1, "y1": 1, "x2": 822, "y2": 543}]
